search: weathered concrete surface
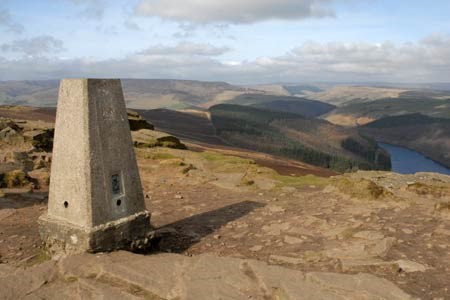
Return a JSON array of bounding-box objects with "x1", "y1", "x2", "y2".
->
[
  {"x1": 39, "y1": 79, "x2": 150, "y2": 255},
  {"x1": 0, "y1": 251, "x2": 416, "y2": 300}
]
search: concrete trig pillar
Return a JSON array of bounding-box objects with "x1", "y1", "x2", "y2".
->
[{"x1": 39, "y1": 79, "x2": 151, "y2": 255}]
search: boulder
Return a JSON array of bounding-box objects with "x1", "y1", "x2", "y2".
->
[
  {"x1": 27, "y1": 168, "x2": 50, "y2": 189},
  {"x1": 0, "y1": 126, "x2": 24, "y2": 144},
  {"x1": 0, "y1": 119, "x2": 22, "y2": 132},
  {"x1": 5, "y1": 151, "x2": 34, "y2": 171},
  {"x1": 30, "y1": 129, "x2": 54, "y2": 152}
]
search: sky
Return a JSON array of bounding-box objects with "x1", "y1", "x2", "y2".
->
[{"x1": 0, "y1": 0, "x2": 449, "y2": 84}]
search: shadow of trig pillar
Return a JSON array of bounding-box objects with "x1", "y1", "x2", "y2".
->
[{"x1": 39, "y1": 79, "x2": 151, "y2": 255}]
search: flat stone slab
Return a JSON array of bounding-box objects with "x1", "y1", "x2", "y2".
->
[
  {"x1": 0, "y1": 208, "x2": 15, "y2": 221},
  {"x1": 0, "y1": 251, "x2": 416, "y2": 300}
]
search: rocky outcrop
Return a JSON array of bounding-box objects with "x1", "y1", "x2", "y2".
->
[
  {"x1": 0, "y1": 118, "x2": 53, "y2": 190},
  {"x1": 0, "y1": 169, "x2": 31, "y2": 188},
  {"x1": 0, "y1": 251, "x2": 415, "y2": 300},
  {"x1": 0, "y1": 120, "x2": 24, "y2": 145},
  {"x1": 0, "y1": 114, "x2": 186, "y2": 191},
  {"x1": 132, "y1": 129, "x2": 187, "y2": 150},
  {"x1": 28, "y1": 129, "x2": 54, "y2": 152},
  {"x1": 128, "y1": 110, "x2": 154, "y2": 131},
  {"x1": 128, "y1": 110, "x2": 187, "y2": 149}
]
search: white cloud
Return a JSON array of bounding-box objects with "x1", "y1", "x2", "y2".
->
[
  {"x1": 0, "y1": 35, "x2": 449, "y2": 84},
  {"x1": 134, "y1": 0, "x2": 336, "y2": 24},
  {"x1": 0, "y1": 9, "x2": 24, "y2": 34},
  {"x1": 1, "y1": 36, "x2": 65, "y2": 57},
  {"x1": 284, "y1": 37, "x2": 450, "y2": 79},
  {"x1": 138, "y1": 42, "x2": 231, "y2": 56}
]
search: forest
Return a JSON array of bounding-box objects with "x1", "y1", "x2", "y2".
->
[{"x1": 209, "y1": 104, "x2": 391, "y2": 172}]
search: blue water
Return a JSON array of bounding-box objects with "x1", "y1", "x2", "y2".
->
[{"x1": 379, "y1": 143, "x2": 450, "y2": 175}]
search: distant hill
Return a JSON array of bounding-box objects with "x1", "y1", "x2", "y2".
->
[
  {"x1": 249, "y1": 84, "x2": 450, "y2": 107},
  {"x1": 224, "y1": 93, "x2": 335, "y2": 117},
  {"x1": 361, "y1": 113, "x2": 450, "y2": 168},
  {"x1": 325, "y1": 97, "x2": 450, "y2": 126},
  {"x1": 250, "y1": 99, "x2": 335, "y2": 118},
  {"x1": 0, "y1": 78, "x2": 342, "y2": 116},
  {"x1": 246, "y1": 84, "x2": 291, "y2": 96},
  {"x1": 305, "y1": 86, "x2": 408, "y2": 105},
  {"x1": 0, "y1": 80, "x2": 59, "y2": 107},
  {"x1": 121, "y1": 79, "x2": 246, "y2": 109},
  {"x1": 283, "y1": 84, "x2": 322, "y2": 95},
  {"x1": 0, "y1": 79, "x2": 248, "y2": 109},
  {"x1": 209, "y1": 104, "x2": 391, "y2": 172},
  {"x1": 4, "y1": 80, "x2": 449, "y2": 110},
  {"x1": 247, "y1": 84, "x2": 324, "y2": 97},
  {"x1": 362, "y1": 113, "x2": 449, "y2": 128}
]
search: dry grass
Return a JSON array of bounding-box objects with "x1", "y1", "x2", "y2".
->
[
  {"x1": 273, "y1": 174, "x2": 329, "y2": 188},
  {"x1": 435, "y1": 201, "x2": 450, "y2": 213},
  {"x1": 332, "y1": 177, "x2": 392, "y2": 200},
  {"x1": 407, "y1": 182, "x2": 450, "y2": 198}
]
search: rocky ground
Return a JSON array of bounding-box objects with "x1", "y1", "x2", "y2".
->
[{"x1": 0, "y1": 110, "x2": 450, "y2": 299}]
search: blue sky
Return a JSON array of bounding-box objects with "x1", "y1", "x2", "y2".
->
[{"x1": 0, "y1": 0, "x2": 449, "y2": 83}]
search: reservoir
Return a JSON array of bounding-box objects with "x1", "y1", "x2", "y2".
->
[{"x1": 379, "y1": 143, "x2": 450, "y2": 175}]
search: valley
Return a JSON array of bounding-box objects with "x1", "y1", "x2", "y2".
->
[
  {"x1": 209, "y1": 104, "x2": 390, "y2": 172},
  {"x1": 1, "y1": 79, "x2": 450, "y2": 173}
]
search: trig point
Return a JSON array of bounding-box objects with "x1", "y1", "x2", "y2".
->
[{"x1": 39, "y1": 79, "x2": 151, "y2": 255}]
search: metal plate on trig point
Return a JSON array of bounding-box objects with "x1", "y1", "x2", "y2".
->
[{"x1": 111, "y1": 174, "x2": 122, "y2": 196}]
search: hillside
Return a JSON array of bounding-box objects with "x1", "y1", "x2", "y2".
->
[
  {"x1": 0, "y1": 79, "x2": 333, "y2": 112},
  {"x1": 250, "y1": 99, "x2": 335, "y2": 117},
  {"x1": 325, "y1": 97, "x2": 450, "y2": 126},
  {"x1": 122, "y1": 79, "x2": 247, "y2": 109},
  {"x1": 223, "y1": 93, "x2": 335, "y2": 117},
  {"x1": 0, "y1": 80, "x2": 59, "y2": 107},
  {"x1": 137, "y1": 108, "x2": 226, "y2": 145},
  {"x1": 246, "y1": 84, "x2": 324, "y2": 96},
  {"x1": 248, "y1": 84, "x2": 450, "y2": 108},
  {"x1": 305, "y1": 86, "x2": 408, "y2": 105},
  {"x1": 361, "y1": 113, "x2": 450, "y2": 168},
  {"x1": 0, "y1": 79, "x2": 248, "y2": 109},
  {"x1": 209, "y1": 104, "x2": 391, "y2": 172},
  {"x1": 282, "y1": 84, "x2": 323, "y2": 95}
]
